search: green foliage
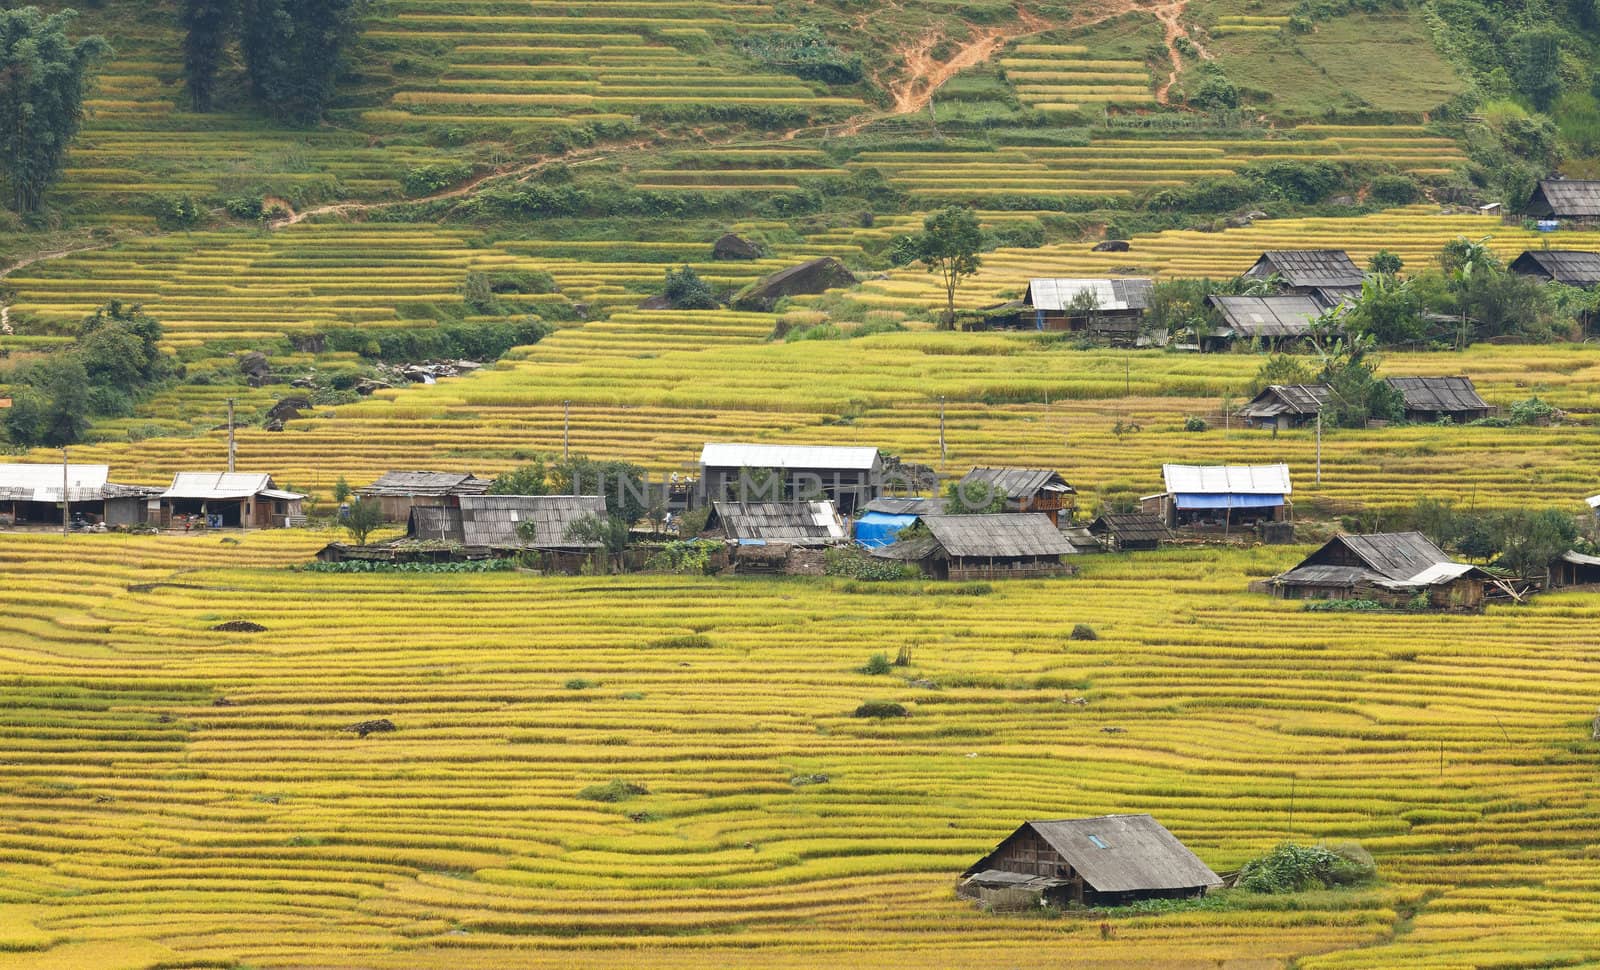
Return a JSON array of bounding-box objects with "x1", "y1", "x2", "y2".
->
[
  {"x1": 1507, "y1": 395, "x2": 1558, "y2": 425},
  {"x1": 1187, "y1": 63, "x2": 1240, "y2": 111},
  {"x1": 661, "y1": 265, "x2": 718, "y2": 310},
  {"x1": 852, "y1": 701, "x2": 909, "y2": 719},
  {"x1": 739, "y1": 26, "x2": 863, "y2": 84},
  {"x1": 1339, "y1": 275, "x2": 1425, "y2": 345},
  {"x1": 645, "y1": 539, "x2": 714, "y2": 574},
  {"x1": 239, "y1": 0, "x2": 364, "y2": 123},
  {"x1": 339, "y1": 497, "x2": 385, "y2": 546},
  {"x1": 1068, "y1": 624, "x2": 1098, "y2": 641},
  {"x1": 332, "y1": 477, "x2": 351, "y2": 504},
  {"x1": 1404, "y1": 499, "x2": 1579, "y2": 577},
  {"x1": 551, "y1": 456, "x2": 650, "y2": 524},
  {"x1": 1366, "y1": 249, "x2": 1404, "y2": 275},
  {"x1": 576, "y1": 779, "x2": 649, "y2": 802},
  {"x1": 490, "y1": 458, "x2": 551, "y2": 496},
  {"x1": 824, "y1": 548, "x2": 919, "y2": 581},
  {"x1": 1145, "y1": 278, "x2": 1219, "y2": 337},
  {"x1": 314, "y1": 318, "x2": 551, "y2": 363},
  {"x1": 944, "y1": 477, "x2": 1007, "y2": 515},
  {"x1": 1237, "y1": 843, "x2": 1375, "y2": 894},
  {"x1": 179, "y1": 0, "x2": 235, "y2": 112},
  {"x1": 859, "y1": 653, "x2": 892, "y2": 675},
  {"x1": 891, "y1": 206, "x2": 983, "y2": 328},
  {"x1": 157, "y1": 195, "x2": 204, "y2": 230},
  {"x1": 405, "y1": 163, "x2": 472, "y2": 197},
  {"x1": 460, "y1": 271, "x2": 498, "y2": 314},
  {"x1": 224, "y1": 195, "x2": 264, "y2": 220},
  {"x1": 1249, "y1": 353, "x2": 1316, "y2": 396},
  {"x1": 1510, "y1": 28, "x2": 1564, "y2": 110},
  {"x1": 1302, "y1": 598, "x2": 1389, "y2": 612},
  {"x1": 0, "y1": 7, "x2": 109, "y2": 214},
  {"x1": 1184, "y1": 415, "x2": 1209, "y2": 433},
  {"x1": 555, "y1": 513, "x2": 633, "y2": 570}
]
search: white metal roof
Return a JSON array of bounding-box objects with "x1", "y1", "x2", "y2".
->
[
  {"x1": 1403, "y1": 562, "x2": 1480, "y2": 586},
  {"x1": 1026, "y1": 278, "x2": 1152, "y2": 312},
  {"x1": 0, "y1": 463, "x2": 110, "y2": 502},
  {"x1": 1587, "y1": 494, "x2": 1600, "y2": 510},
  {"x1": 1162, "y1": 463, "x2": 1293, "y2": 495},
  {"x1": 162, "y1": 472, "x2": 277, "y2": 500},
  {"x1": 700, "y1": 442, "x2": 881, "y2": 471}
]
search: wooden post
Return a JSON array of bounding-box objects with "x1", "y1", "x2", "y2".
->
[
  {"x1": 227, "y1": 398, "x2": 236, "y2": 473},
  {"x1": 61, "y1": 447, "x2": 69, "y2": 538}
]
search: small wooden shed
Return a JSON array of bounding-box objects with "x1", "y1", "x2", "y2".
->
[
  {"x1": 1241, "y1": 250, "x2": 1363, "y2": 307},
  {"x1": 1022, "y1": 278, "x2": 1155, "y2": 344},
  {"x1": 1236, "y1": 384, "x2": 1331, "y2": 430},
  {"x1": 1384, "y1": 376, "x2": 1493, "y2": 423},
  {"x1": 1525, "y1": 179, "x2": 1600, "y2": 224},
  {"x1": 871, "y1": 513, "x2": 1077, "y2": 580},
  {"x1": 959, "y1": 814, "x2": 1222, "y2": 908},
  {"x1": 1088, "y1": 512, "x2": 1171, "y2": 552},
  {"x1": 1509, "y1": 250, "x2": 1600, "y2": 288},
  {"x1": 1203, "y1": 295, "x2": 1324, "y2": 351}
]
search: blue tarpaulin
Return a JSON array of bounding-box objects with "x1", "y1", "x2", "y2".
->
[
  {"x1": 855, "y1": 512, "x2": 918, "y2": 548},
  {"x1": 1173, "y1": 493, "x2": 1284, "y2": 510}
]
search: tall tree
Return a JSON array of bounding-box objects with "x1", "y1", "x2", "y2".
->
[
  {"x1": 0, "y1": 7, "x2": 108, "y2": 214},
  {"x1": 892, "y1": 206, "x2": 983, "y2": 329},
  {"x1": 239, "y1": 0, "x2": 364, "y2": 123},
  {"x1": 179, "y1": 0, "x2": 236, "y2": 112}
]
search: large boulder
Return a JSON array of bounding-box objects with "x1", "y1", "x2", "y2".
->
[
  {"x1": 263, "y1": 395, "x2": 311, "y2": 430},
  {"x1": 237, "y1": 350, "x2": 271, "y2": 387},
  {"x1": 1092, "y1": 239, "x2": 1130, "y2": 252},
  {"x1": 733, "y1": 257, "x2": 858, "y2": 312},
  {"x1": 712, "y1": 233, "x2": 763, "y2": 260}
]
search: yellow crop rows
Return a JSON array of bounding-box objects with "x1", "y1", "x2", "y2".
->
[{"x1": 1, "y1": 533, "x2": 1599, "y2": 968}]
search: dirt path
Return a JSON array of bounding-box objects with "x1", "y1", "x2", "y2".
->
[{"x1": 1149, "y1": 0, "x2": 1208, "y2": 105}]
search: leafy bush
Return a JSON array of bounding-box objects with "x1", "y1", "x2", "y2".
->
[
  {"x1": 303, "y1": 559, "x2": 518, "y2": 573},
  {"x1": 859, "y1": 653, "x2": 892, "y2": 675},
  {"x1": 1184, "y1": 415, "x2": 1209, "y2": 432},
  {"x1": 224, "y1": 196, "x2": 265, "y2": 220},
  {"x1": 1236, "y1": 842, "x2": 1375, "y2": 893},
  {"x1": 565, "y1": 678, "x2": 596, "y2": 690},
  {"x1": 645, "y1": 539, "x2": 715, "y2": 574},
  {"x1": 156, "y1": 195, "x2": 204, "y2": 229},
  {"x1": 1368, "y1": 175, "x2": 1421, "y2": 205},
  {"x1": 661, "y1": 265, "x2": 718, "y2": 310},
  {"x1": 313, "y1": 318, "x2": 551, "y2": 363},
  {"x1": 825, "y1": 548, "x2": 919, "y2": 580},
  {"x1": 1302, "y1": 598, "x2": 1388, "y2": 612},
  {"x1": 576, "y1": 779, "x2": 649, "y2": 802},
  {"x1": 1507, "y1": 395, "x2": 1558, "y2": 425},
  {"x1": 1069, "y1": 624, "x2": 1098, "y2": 641},
  {"x1": 405, "y1": 163, "x2": 472, "y2": 196},
  {"x1": 739, "y1": 27, "x2": 863, "y2": 84},
  {"x1": 853, "y1": 701, "x2": 909, "y2": 719}
]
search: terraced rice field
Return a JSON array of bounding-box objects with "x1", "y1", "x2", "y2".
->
[
  {"x1": 998, "y1": 44, "x2": 1155, "y2": 112},
  {"x1": 847, "y1": 127, "x2": 1468, "y2": 201},
  {"x1": 2, "y1": 533, "x2": 1599, "y2": 969}
]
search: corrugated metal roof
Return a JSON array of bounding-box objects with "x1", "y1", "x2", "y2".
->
[
  {"x1": 162, "y1": 472, "x2": 288, "y2": 500},
  {"x1": 709, "y1": 501, "x2": 846, "y2": 546},
  {"x1": 700, "y1": 443, "x2": 881, "y2": 471},
  {"x1": 0, "y1": 463, "x2": 110, "y2": 503},
  {"x1": 1509, "y1": 250, "x2": 1600, "y2": 287},
  {"x1": 1088, "y1": 513, "x2": 1171, "y2": 543},
  {"x1": 458, "y1": 495, "x2": 607, "y2": 549},
  {"x1": 1384, "y1": 376, "x2": 1490, "y2": 414},
  {"x1": 920, "y1": 513, "x2": 1078, "y2": 558},
  {"x1": 1245, "y1": 250, "x2": 1363, "y2": 288},
  {"x1": 1206, "y1": 295, "x2": 1324, "y2": 337},
  {"x1": 863, "y1": 496, "x2": 945, "y2": 515},
  {"x1": 359, "y1": 471, "x2": 492, "y2": 497},
  {"x1": 1025, "y1": 278, "x2": 1154, "y2": 312},
  {"x1": 1237, "y1": 384, "x2": 1331, "y2": 418},
  {"x1": 1274, "y1": 564, "x2": 1374, "y2": 587},
  {"x1": 1162, "y1": 464, "x2": 1292, "y2": 496},
  {"x1": 1331, "y1": 532, "x2": 1451, "y2": 580},
  {"x1": 1019, "y1": 815, "x2": 1222, "y2": 893},
  {"x1": 959, "y1": 467, "x2": 1074, "y2": 499},
  {"x1": 1560, "y1": 550, "x2": 1600, "y2": 567},
  {"x1": 1534, "y1": 180, "x2": 1600, "y2": 217},
  {"x1": 408, "y1": 506, "x2": 465, "y2": 544}
]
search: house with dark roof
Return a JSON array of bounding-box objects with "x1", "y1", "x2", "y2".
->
[
  {"x1": 358, "y1": 470, "x2": 492, "y2": 522},
  {"x1": 706, "y1": 500, "x2": 847, "y2": 547},
  {"x1": 1525, "y1": 179, "x2": 1600, "y2": 223},
  {"x1": 1241, "y1": 250, "x2": 1364, "y2": 307},
  {"x1": 1266, "y1": 532, "x2": 1492, "y2": 608},
  {"x1": 1202, "y1": 294, "x2": 1324, "y2": 351},
  {"x1": 1143, "y1": 464, "x2": 1292, "y2": 530},
  {"x1": 959, "y1": 815, "x2": 1222, "y2": 908},
  {"x1": 406, "y1": 494, "x2": 607, "y2": 551},
  {"x1": 1549, "y1": 550, "x2": 1600, "y2": 589},
  {"x1": 1384, "y1": 376, "x2": 1493, "y2": 423},
  {"x1": 1021, "y1": 278, "x2": 1156, "y2": 344},
  {"x1": 871, "y1": 513, "x2": 1077, "y2": 580},
  {"x1": 1236, "y1": 384, "x2": 1332, "y2": 430},
  {"x1": 956, "y1": 467, "x2": 1076, "y2": 524},
  {"x1": 1509, "y1": 250, "x2": 1600, "y2": 289},
  {"x1": 1087, "y1": 512, "x2": 1171, "y2": 552}
]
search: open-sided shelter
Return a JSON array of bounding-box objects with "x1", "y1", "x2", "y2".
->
[
  {"x1": 158, "y1": 473, "x2": 304, "y2": 529},
  {"x1": 1143, "y1": 464, "x2": 1292, "y2": 530},
  {"x1": 959, "y1": 814, "x2": 1222, "y2": 908},
  {"x1": 0, "y1": 463, "x2": 157, "y2": 527},
  {"x1": 1088, "y1": 512, "x2": 1171, "y2": 552}
]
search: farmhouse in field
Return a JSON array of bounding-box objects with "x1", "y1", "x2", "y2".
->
[
  {"x1": 1509, "y1": 249, "x2": 1600, "y2": 288},
  {"x1": 871, "y1": 513, "x2": 1077, "y2": 580},
  {"x1": 1524, "y1": 179, "x2": 1600, "y2": 225},
  {"x1": 959, "y1": 814, "x2": 1223, "y2": 908},
  {"x1": 1264, "y1": 532, "x2": 1492, "y2": 609},
  {"x1": 706, "y1": 500, "x2": 847, "y2": 547},
  {"x1": 357, "y1": 470, "x2": 492, "y2": 522},
  {"x1": 0, "y1": 463, "x2": 160, "y2": 527},
  {"x1": 1088, "y1": 512, "x2": 1171, "y2": 552},
  {"x1": 1021, "y1": 278, "x2": 1155, "y2": 344},
  {"x1": 1384, "y1": 376, "x2": 1493, "y2": 423},
  {"x1": 854, "y1": 496, "x2": 943, "y2": 548},
  {"x1": 956, "y1": 467, "x2": 1075, "y2": 524},
  {"x1": 1203, "y1": 294, "x2": 1324, "y2": 351},
  {"x1": 1241, "y1": 250, "x2": 1364, "y2": 307},
  {"x1": 408, "y1": 494, "x2": 607, "y2": 552},
  {"x1": 1236, "y1": 384, "x2": 1332, "y2": 430},
  {"x1": 158, "y1": 472, "x2": 304, "y2": 529},
  {"x1": 699, "y1": 443, "x2": 883, "y2": 514},
  {"x1": 1143, "y1": 464, "x2": 1292, "y2": 530}
]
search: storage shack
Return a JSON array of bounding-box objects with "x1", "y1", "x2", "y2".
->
[
  {"x1": 871, "y1": 513, "x2": 1077, "y2": 580},
  {"x1": 1241, "y1": 250, "x2": 1363, "y2": 307},
  {"x1": 706, "y1": 500, "x2": 847, "y2": 547},
  {"x1": 158, "y1": 473, "x2": 304, "y2": 529},
  {"x1": 1203, "y1": 294, "x2": 1324, "y2": 352},
  {"x1": 1021, "y1": 278, "x2": 1154, "y2": 343},
  {"x1": 1088, "y1": 512, "x2": 1171, "y2": 552},
  {"x1": 1236, "y1": 384, "x2": 1331, "y2": 430},
  {"x1": 1384, "y1": 376, "x2": 1493, "y2": 423}
]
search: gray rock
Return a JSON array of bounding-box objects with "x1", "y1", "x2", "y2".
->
[
  {"x1": 712, "y1": 233, "x2": 763, "y2": 260},
  {"x1": 733, "y1": 257, "x2": 858, "y2": 312}
]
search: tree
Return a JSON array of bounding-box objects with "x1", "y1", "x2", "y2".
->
[
  {"x1": 893, "y1": 206, "x2": 982, "y2": 328},
  {"x1": 1485, "y1": 508, "x2": 1577, "y2": 580},
  {"x1": 1510, "y1": 28, "x2": 1563, "y2": 110},
  {"x1": 1248, "y1": 353, "x2": 1315, "y2": 396},
  {"x1": 332, "y1": 476, "x2": 351, "y2": 504},
  {"x1": 1340, "y1": 274, "x2": 1426, "y2": 345},
  {"x1": 340, "y1": 496, "x2": 384, "y2": 546},
  {"x1": 239, "y1": 0, "x2": 364, "y2": 123},
  {"x1": 1367, "y1": 250, "x2": 1403, "y2": 275},
  {"x1": 78, "y1": 301, "x2": 171, "y2": 388},
  {"x1": 661, "y1": 265, "x2": 717, "y2": 310},
  {"x1": 552, "y1": 513, "x2": 632, "y2": 572},
  {"x1": 551, "y1": 455, "x2": 650, "y2": 524},
  {"x1": 490, "y1": 457, "x2": 551, "y2": 495},
  {"x1": 0, "y1": 7, "x2": 109, "y2": 214},
  {"x1": 944, "y1": 478, "x2": 1007, "y2": 515},
  {"x1": 179, "y1": 0, "x2": 236, "y2": 112}
]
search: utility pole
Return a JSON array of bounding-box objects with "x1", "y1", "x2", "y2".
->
[
  {"x1": 226, "y1": 398, "x2": 236, "y2": 473},
  {"x1": 61, "y1": 447, "x2": 69, "y2": 538},
  {"x1": 938, "y1": 395, "x2": 946, "y2": 470},
  {"x1": 563, "y1": 400, "x2": 570, "y2": 459}
]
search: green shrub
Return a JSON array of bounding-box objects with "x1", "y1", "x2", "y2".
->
[
  {"x1": 825, "y1": 548, "x2": 919, "y2": 581},
  {"x1": 224, "y1": 195, "x2": 265, "y2": 220},
  {"x1": 1184, "y1": 415, "x2": 1209, "y2": 432},
  {"x1": 859, "y1": 653, "x2": 892, "y2": 675},
  {"x1": 1069, "y1": 624, "x2": 1098, "y2": 641},
  {"x1": 1368, "y1": 174, "x2": 1422, "y2": 205},
  {"x1": 853, "y1": 701, "x2": 909, "y2": 719},
  {"x1": 576, "y1": 779, "x2": 649, "y2": 802},
  {"x1": 565, "y1": 678, "x2": 597, "y2": 690},
  {"x1": 1507, "y1": 395, "x2": 1558, "y2": 425},
  {"x1": 405, "y1": 163, "x2": 472, "y2": 196},
  {"x1": 1236, "y1": 842, "x2": 1375, "y2": 894}
]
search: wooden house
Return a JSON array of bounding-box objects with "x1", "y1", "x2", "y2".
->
[
  {"x1": 1087, "y1": 512, "x2": 1171, "y2": 552},
  {"x1": 1509, "y1": 250, "x2": 1600, "y2": 288},
  {"x1": 699, "y1": 443, "x2": 882, "y2": 515},
  {"x1": 1236, "y1": 384, "x2": 1331, "y2": 430},
  {"x1": 1143, "y1": 464, "x2": 1291, "y2": 530},
  {"x1": 1202, "y1": 294, "x2": 1324, "y2": 351},
  {"x1": 357, "y1": 470, "x2": 491, "y2": 522},
  {"x1": 871, "y1": 513, "x2": 1077, "y2": 580},
  {"x1": 1021, "y1": 278, "x2": 1155, "y2": 344},
  {"x1": 1548, "y1": 550, "x2": 1600, "y2": 589},
  {"x1": 959, "y1": 815, "x2": 1222, "y2": 908},
  {"x1": 1525, "y1": 179, "x2": 1600, "y2": 225},
  {"x1": 956, "y1": 467, "x2": 1075, "y2": 523},
  {"x1": 1266, "y1": 532, "x2": 1491, "y2": 608},
  {"x1": 706, "y1": 500, "x2": 847, "y2": 547},
  {"x1": 1384, "y1": 376, "x2": 1493, "y2": 423},
  {"x1": 1241, "y1": 250, "x2": 1364, "y2": 308},
  {"x1": 158, "y1": 473, "x2": 304, "y2": 529}
]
